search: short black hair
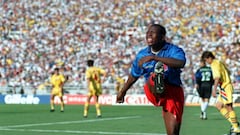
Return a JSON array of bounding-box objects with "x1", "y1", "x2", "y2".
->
[
  {"x1": 150, "y1": 24, "x2": 166, "y2": 37},
  {"x1": 54, "y1": 67, "x2": 59, "y2": 71},
  {"x1": 201, "y1": 51, "x2": 215, "y2": 60},
  {"x1": 87, "y1": 60, "x2": 94, "y2": 66},
  {"x1": 200, "y1": 59, "x2": 206, "y2": 65}
]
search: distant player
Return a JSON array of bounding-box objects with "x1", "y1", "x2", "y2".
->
[
  {"x1": 83, "y1": 59, "x2": 107, "y2": 118},
  {"x1": 115, "y1": 76, "x2": 125, "y2": 93},
  {"x1": 202, "y1": 51, "x2": 240, "y2": 134},
  {"x1": 110, "y1": 69, "x2": 125, "y2": 93},
  {"x1": 50, "y1": 67, "x2": 66, "y2": 112},
  {"x1": 195, "y1": 59, "x2": 214, "y2": 120}
]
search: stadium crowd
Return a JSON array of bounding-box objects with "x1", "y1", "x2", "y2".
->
[{"x1": 0, "y1": 0, "x2": 239, "y2": 94}]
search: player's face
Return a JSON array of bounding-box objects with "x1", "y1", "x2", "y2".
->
[
  {"x1": 146, "y1": 26, "x2": 159, "y2": 46},
  {"x1": 54, "y1": 70, "x2": 59, "y2": 75},
  {"x1": 146, "y1": 26, "x2": 164, "y2": 51},
  {"x1": 204, "y1": 57, "x2": 212, "y2": 64}
]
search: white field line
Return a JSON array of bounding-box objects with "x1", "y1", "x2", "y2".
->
[
  {"x1": 0, "y1": 128, "x2": 165, "y2": 135},
  {"x1": 0, "y1": 116, "x2": 165, "y2": 135},
  {"x1": 0, "y1": 116, "x2": 140, "y2": 128}
]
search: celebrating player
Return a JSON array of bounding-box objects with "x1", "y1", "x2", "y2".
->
[{"x1": 116, "y1": 24, "x2": 186, "y2": 135}]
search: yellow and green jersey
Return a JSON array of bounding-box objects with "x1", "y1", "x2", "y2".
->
[
  {"x1": 211, "y1": 59, "x2": 231, "y2": 88},
  {"x1": 50, "y1": 74, "x2": 65, "y2": 88},
  {"x1": 86, "y1": 66, "x2": 106, "y2": 93}
]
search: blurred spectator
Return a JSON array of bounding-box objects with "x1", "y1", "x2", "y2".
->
[{"x1": 0, "y1": 0, "x2": 239, "y2": 94}]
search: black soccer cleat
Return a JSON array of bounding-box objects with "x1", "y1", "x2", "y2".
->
[
  {"x1": 229, "y1": 123, "x2": 240, "y2": 135},
  {"x1": 154, "y1": 62, "x2": 165, "y2": 94},
  {"x1": 97, "y1": 115, "x2": 102, "y2": 118},
  {"x1": 228, "y1": 132, "x2": 240, "y2": 135},
  {"x1": 50, "y1": 109, "x2": 55, "y2": 112},
  {"x1": 202, "y1": 112, "x2": 207, "y2": 120},
  {"x1": 229, "y1": 128, "x2": 240, "y2": 135}
]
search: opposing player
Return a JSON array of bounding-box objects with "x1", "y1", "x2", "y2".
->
[
  {"x1": 50, "y1": 67, "x2": 66, "y2": 112},
  {"x1": 115, "y1": 76, "x2": 125, "y2": 93},
  {"x1": 117, "y1": 24, "x2": 186, "y2": 135},
  {"x1": 195, "y1": 59, "x2": 214, "y2": 120},
  {"x1": 201, "y1": 51, "x2": 240, "y2": 134},
  {"x1": 83, "y1": 59, "x2": 107, "y2": 118}
]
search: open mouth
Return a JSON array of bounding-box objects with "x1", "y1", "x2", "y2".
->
[{"x1": 147, "y1": 38, "x2": 153, "y2": 45}]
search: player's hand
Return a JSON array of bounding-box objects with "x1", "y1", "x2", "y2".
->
[
  {"x1": 212, "y1": 90, "x2": 217, "y2": 98},
  {"x1": 116, "y1": 91, "x2": 126, "y2": 103},
  {"x1": 138, "y1": 56, "x2": 155, "y2": 67}
]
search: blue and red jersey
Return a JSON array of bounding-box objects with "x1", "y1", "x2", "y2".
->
[{"x1": 130, "y1": 42, "x2": 186, "y2": 86}]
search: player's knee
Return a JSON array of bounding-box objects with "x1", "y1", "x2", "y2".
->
[{"x1": 215, "y1": 102, "x2": 224, "y2": 110}]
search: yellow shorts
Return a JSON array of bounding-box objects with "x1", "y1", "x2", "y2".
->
[
  {"x1": 88, "y1": 88, "x2": 102, "y2": 96},
  {"x1": 51, "y1": 87, "x2": 63, "y2": 97},
  {"x1": 217, "y1": 83, "x2": 233, "y2": 105}
]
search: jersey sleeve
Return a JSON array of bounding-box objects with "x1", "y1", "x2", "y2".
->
[
  {"x1": 85, "y1": 69, "x2": 91, "y2": 79},
  {"x1": 171, "y1": 46, "x2": 186, "y2": 61},
  {"x1": 211, "y1": 61, "x2": 221, "y2": 79},
  {"x1": 60, "y1": 74, "x2": 66, "y2": 83},
  {"x1": 195, "y1": 69, "x2": 202, "y2": 85},
  {"x1": 99, "y1": 68, "x2": 106, "y2": 75},
  {"x1": 50, "y1": 76, "x2": 54, "y2": 84},
  {"x1": 130, "y1": 54, "x2": 144, "y2": 78}
]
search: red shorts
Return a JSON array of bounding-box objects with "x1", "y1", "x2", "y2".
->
[{"x1": 144, "y1": 78, "x2": 184, "y2": 123}]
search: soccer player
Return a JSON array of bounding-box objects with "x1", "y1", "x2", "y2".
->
[
  {"x1": 115, "y1": 76, "x2": 125, "y2": 93},
  {"x1": 83, "y1": 59, "x2": 107, "y2": 118},
  {"x1": 195, "y1": 59, "x2": 214, "y2": 120},
  {"x1": 50, "y1": 67, "x2": 66, "y2": 112},
  {"x1": 116, "y1": 24, "x2": 186, "y2": 135},
  {"x1": 201, "y1": 51, "x2": 240, "y2": 134}
]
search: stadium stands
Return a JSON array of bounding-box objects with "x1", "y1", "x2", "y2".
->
[{"x1": 0, "y1": 0, "x2": 239, "y2": 95}]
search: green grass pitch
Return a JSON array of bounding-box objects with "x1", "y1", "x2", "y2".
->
[{"x1": 0, "y1": 104, "x2": 236, "y2": 135}]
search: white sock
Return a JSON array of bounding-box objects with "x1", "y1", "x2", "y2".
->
[
  {"x1": 203, "y1": 102, "x2": 208, "y2": 112},
  {"x1": 201, "y1": 102, "x2": 204, "y2": 112}
]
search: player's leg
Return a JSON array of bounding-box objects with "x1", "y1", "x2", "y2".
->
[
  {"x1": 143, "y1": 62, "x2": 165, "y2": 105},
  {"x1": 95, "y1": 95, "x2": 101, "y2": 118},
  {"x1": 225, "y1": 104, "x2": 240, "y2": 133},
  {"x1": 59, "y1": 96, "x2": 64, "y2": 112},
  {"x1": 200, "y1": 97, "x2": 204, "y2": 119},
  {"x1": 154, "y1": 61, "x2": 165, "y2": 94},
  {"x1": 83, "y1": 95, "x2": 92, "y2": 118},
  {"x1": 144, "y1": 82, "x2": 184, "y2": 134},
  {"x1": 162, "y1": 85, "x2": 184, "y2": 135},
  {"x1": 50, "y1": 94, "x2": 55, "y2": 112},
  {"x1": 198, "y1": 88, "x2": 204, "y2": 119},
  {"x1": 58, "y1": 88, "x2": 64, "y2": 112},
  {"x1": 144, "y1": 80, "x2": 160, "y2": 106},
  {"x1": 217, "y1": 102, "x2": 240, "y2": 133},
  {"x1": 201, "y1": 98, "x2": 209, "y2": 120},
  {"x1": 143, "y1": 71, "x2": 163, "y2": 106},
  {"x1": 217, "y1": 85, "x2": 240, "y2": 133},
  {"x1": 162, "y1": 110, "x2": 181, "y2": 135},
  {"x1": 201, "y1": 84, "x2": 212, "y2": 119}
]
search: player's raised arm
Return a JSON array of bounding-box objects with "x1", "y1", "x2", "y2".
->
[{"x1": 116, "y1": 74, "x2": 138, "y2": 103}]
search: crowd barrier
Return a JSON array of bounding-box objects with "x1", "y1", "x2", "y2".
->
[{"x1": 1, "y1": 94, "x2": 240, "y2": 106}]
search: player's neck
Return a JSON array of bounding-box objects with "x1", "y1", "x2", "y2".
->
[{"x1": 151, "y1": 48, "x2": 160, "y2": 55}]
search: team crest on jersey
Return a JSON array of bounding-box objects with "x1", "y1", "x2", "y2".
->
[
  {"x1": 163, "y1": 64, "x2": 168, "y2": 71},
  {"x1": 143, "y1": 62, "x2": 168, "y2": 72},
  {"x1": 144, "y1": 65, "x2": 154, "y2": 69}
]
